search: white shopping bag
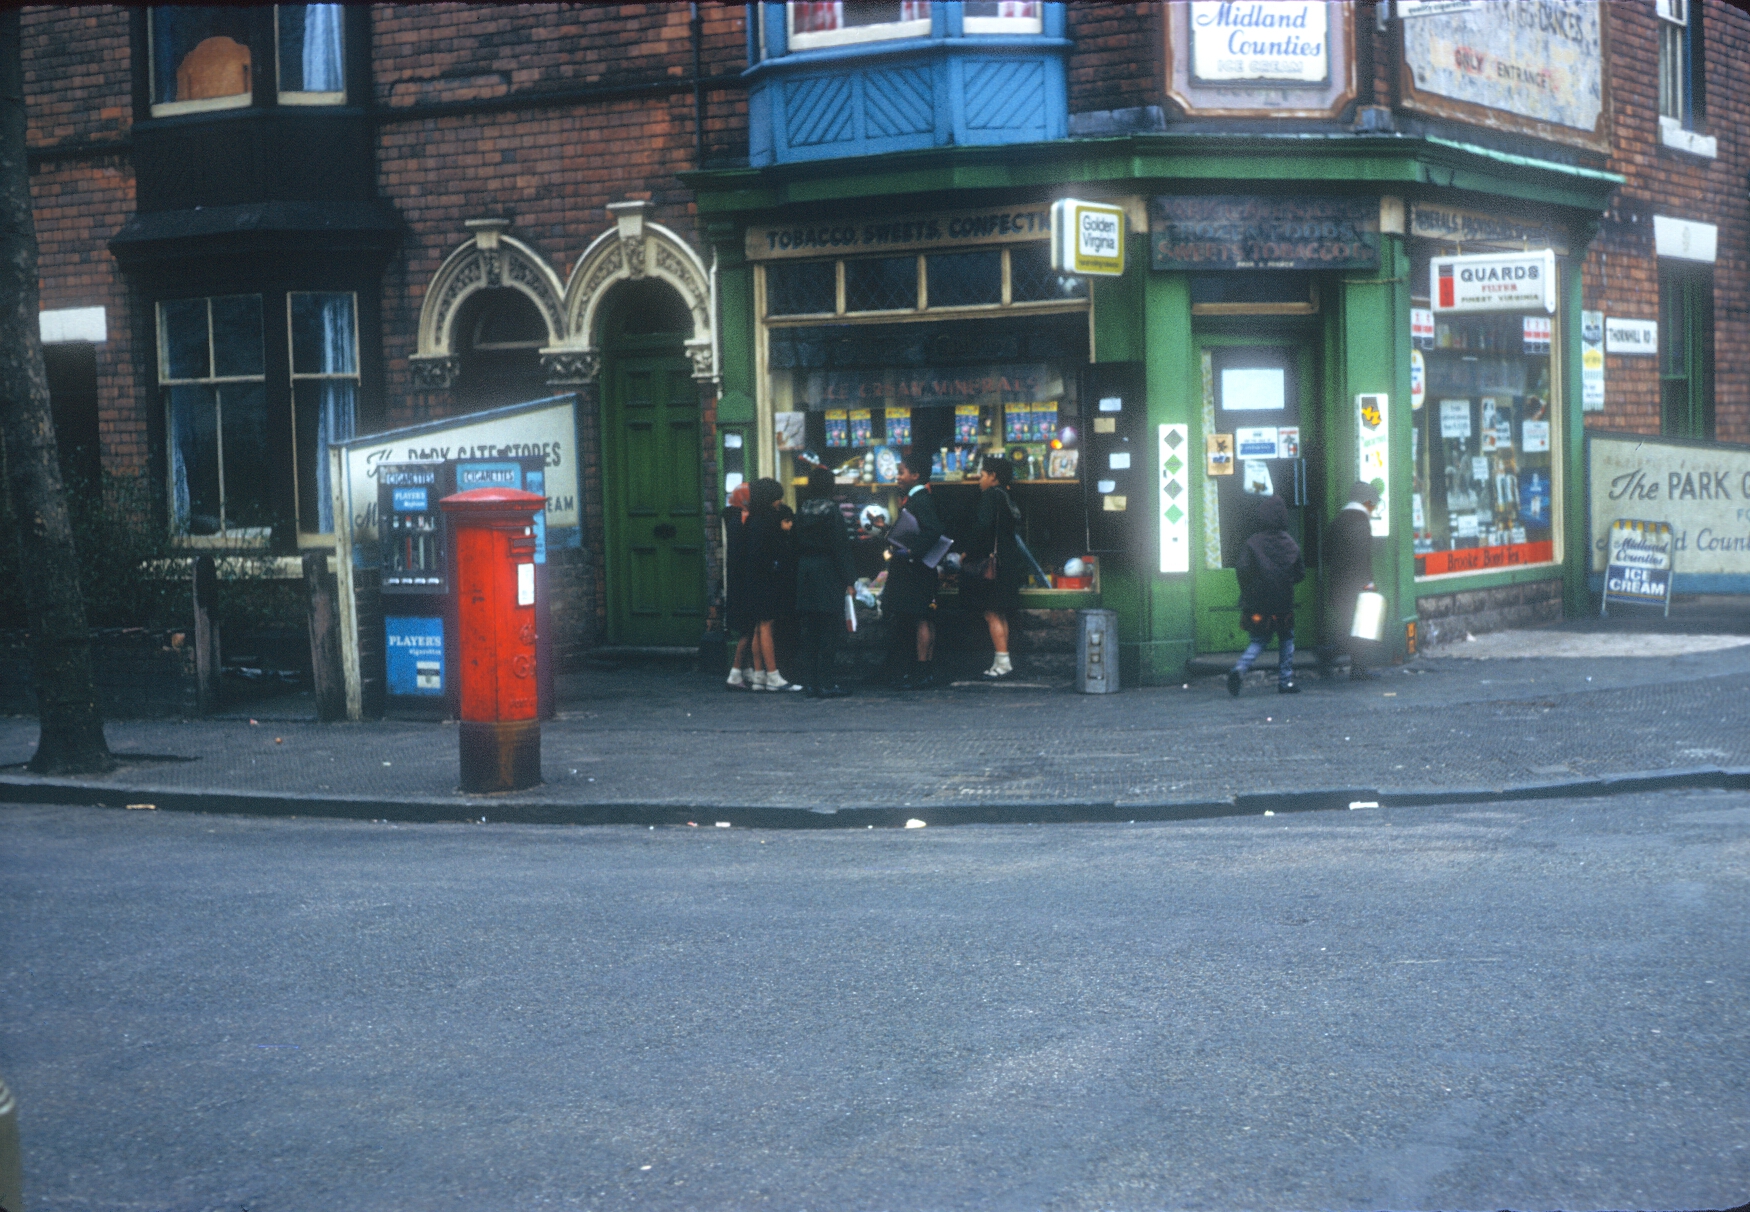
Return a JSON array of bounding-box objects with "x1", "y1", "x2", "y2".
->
[{"x1": 1350, "y1": 590, "x2": 1387, "y2": 641}]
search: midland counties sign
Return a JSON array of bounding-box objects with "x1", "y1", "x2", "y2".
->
[
  {"x1": 1589, "y1": 432, "x2": 1750, "y2": 593},
  {"x1": 1601, "y1": 520, "x2": 1673, "y2": 617}
]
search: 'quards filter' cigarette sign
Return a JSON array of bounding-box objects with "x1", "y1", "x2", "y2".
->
[{"x1": 1431, "y1": 249, "x2": 1556, "y2": 314}]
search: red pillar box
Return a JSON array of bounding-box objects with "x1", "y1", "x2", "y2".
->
[{"x1": 439, "y1": 487, "x2": 546, "y2": 792}]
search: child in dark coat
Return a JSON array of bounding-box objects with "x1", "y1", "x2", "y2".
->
[{"x1": 1227, "y1": 495, "x2": 1306, "y2": 697}]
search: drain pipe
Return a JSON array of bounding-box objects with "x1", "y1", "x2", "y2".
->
[{"x1": 691, "y1": 2, "x2": 705, "y2": 166}]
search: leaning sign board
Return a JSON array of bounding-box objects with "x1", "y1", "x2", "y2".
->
[
  {"x1": 1588, "y1": 431, "x2": 1750, "y2": 595},
  {"x1": 1601, "y1": 520, "x2": 1673, "y2": 617},
  {"x1": 1398, "y1": 0, "x2": 1610, "y2": 152}
]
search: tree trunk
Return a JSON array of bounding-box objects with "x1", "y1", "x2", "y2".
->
[{"x1": 0, "y1": 11, "x2": 112, "y2": 774}]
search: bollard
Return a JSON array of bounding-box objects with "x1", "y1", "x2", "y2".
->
[
  {"x1": 1076, "y1": 608, "x2": 1120, "y2": 694},
  {"x1": 439, "y1": 487, "x2": 546, "y2": 792},
  {"x1": 0, "y1": 1072, "x2": 20, "y2": 1212}
]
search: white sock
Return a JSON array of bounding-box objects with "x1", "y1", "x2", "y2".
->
[
  {"x1": 768, "y1": 671, "x2": 791, "y2": 689},
  {"x1": 751, "y1": 670, "x2": 771, "y2": 689},
  {"x1": 991, "y1": 652, "x2": 1012, "y2": 673},
  {"x1": 726, "y1": 667, "x2": 745, "y2": 686}
]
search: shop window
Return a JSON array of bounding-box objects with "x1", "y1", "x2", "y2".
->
[
  {"x1": 1410, "y1": 312, "x2": 1558, "y2": 578},
  {"x1": 149, "y1": 7, "x2": 256, "y2": 115},
  {"x1": 765, "y1": 261, "x2": 838, "y2": 317},
  {"x1": 1657, "y1": 0, "x2": 1704, "y2": 129},
  {"x1": 964, "y1": 1, "x2": 1043, "y2": 34},
  {"x1": 845, "y1": 256, "x2": 920, "y2": 313},
  {"x1": 1659, "y1": 263, "x2": 1714, "y2": 440},
  {"x1": 453, "y1": 288, "x2": 551, "y2": 412},
  {"x1": 276, "y1": 4, "x2": 345, "y2": 104},
  {"x1": 159, "y1": 294, "x2": 270, "y2": 537},
  {"x1": 1007, "y1": 243, "x2": 1088, "y2": 303},
  {"x1": 1189, "y1": 272, "x2": 1317, "y2": 316},
  {"x1": 927, "y1": 251, "x2": 1002, "y2": 308},
  {"x1": 788, "y1": 2, "x2": 932, "y2": 51},
  {"x1": 289, "y1": 293, "x2": 357, "y2": 534}
]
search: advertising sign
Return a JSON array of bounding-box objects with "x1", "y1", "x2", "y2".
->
[
  {"x1": 1050, "y1": 199, "x2": 1126, "y2": 276},
  {"x1": 339, "y1": 395, "x2": 581, "y2": 562},
  {"x1": 747, "y1": 204, "x2": 1050, "y2": 261},
  {"x1": 1189, "y1": 1, "x2": 1329, "y2": 83},
  {"x1": 1431, "y1": 250, "x2": 1556, "y2": 314},
  {"x1": 1581, "y1": 309, "x2": 1605, "y2": 411},
  {"x1": 1356, "y1": 393, "x2": 1390, "y2": 537},
  {"x1": 1601, "y1": 521, "x2": 1673, "y2": 616},
  {"x1": 384, "y1": 616, "x2": 445, "y2": 697},
  {"x1": 1150, "y1": 195, "x2": 1378, "y2": 271},
  {"x1": 1398, "y1": 0, "x2": 1608, "y2": 152},
  {"x1": 1589, "y1": 432, "x2": 1750, "y2": 592},
  {"x1": 1604, "y1": 317, "x2": 1658, "y2": 356},
  {"x1": 1159, "y1": 424, "x2": 1190, "y2": 574}
]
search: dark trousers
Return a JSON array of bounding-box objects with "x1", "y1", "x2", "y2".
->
[
  {"x1": 798, "y1": 611, "x2": 841, "y2": 691},
  {"x1": 885, "y1": 612, "x2": 922, "y2": 682},
  {"x1": 1321, "y1": 589, "x2": 1369, "y2": 673}
]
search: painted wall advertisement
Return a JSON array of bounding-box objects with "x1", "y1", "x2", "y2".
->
[
  {"x1": 1589, "y1": 433, "x2": 1750, "y2": 592},
  {"x1": 1150, "y1": 195, "x2": 1379, "y2": 271},
  {"x1": 1399, "y1": 0, "x2": 1608, "y2": 151},
  {"x1": 1189, "y1": 1, "x2": 1329, "y2": 83},
  {"x1": 339, "y1": 396, "x2": 581, "y2": 559}
]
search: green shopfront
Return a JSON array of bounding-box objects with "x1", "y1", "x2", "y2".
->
[{"x1": 693, "y1": 133, "x2": 1617, "y2": 682}]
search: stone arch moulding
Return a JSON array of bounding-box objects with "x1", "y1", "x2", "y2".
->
[
  {"x1": 552, "y1": 200, "x2": 715, "y2": 385},
  {"x1": 411, "y1": 218, "x2": 568, "y2": 389}
]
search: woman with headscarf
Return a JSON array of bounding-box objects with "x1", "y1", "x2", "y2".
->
[{"x1": 1321, "y1": 480, "x2": 1380, "y2": 681}]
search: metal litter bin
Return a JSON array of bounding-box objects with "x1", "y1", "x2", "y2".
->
[{"x1": 1076, "y1": 608, "x2": 1120, "y2": 694}]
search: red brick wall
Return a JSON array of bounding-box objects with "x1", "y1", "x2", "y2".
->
[
  {"x1": 1577, "y1": 0, "x2": 1749, "y2": 443},
  {"x1": 22, "y1": 7, "x2": 142, "y2": 474},
  {"x1": 1066, "y1": 2, "x2": 1158, "y2": 116}
]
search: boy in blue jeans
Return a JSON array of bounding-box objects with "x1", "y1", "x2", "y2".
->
[{"x1": 1227, "y1": 495, "x2": 1305, "y2": 697}]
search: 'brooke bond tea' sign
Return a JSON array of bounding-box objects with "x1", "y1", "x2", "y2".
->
[{"x1": 1150, "y1": 196, "x2": 1378, "y2": 271}]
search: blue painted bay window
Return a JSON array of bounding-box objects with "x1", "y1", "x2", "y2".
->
[{"x1": 746, "y1": 2, "x2": 1068, "y2": 165}]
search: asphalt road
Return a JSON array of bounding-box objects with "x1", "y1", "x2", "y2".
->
[{"x1": 2, "y1": 795, "x2": 1746, "y2": 1212}]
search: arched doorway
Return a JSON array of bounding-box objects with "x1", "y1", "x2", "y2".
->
[
  {"x1": 600, "y1": 279, "x2": 706, "y2": 646},
  {"x1": 452, "y1": 287, "x2": 550, "y2": 411}
]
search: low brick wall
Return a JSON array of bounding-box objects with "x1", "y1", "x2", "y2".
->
[
  {"x1": 1415, "y1": 578, "x2": 1564, "y2": 648},
  {"x1": 1, "y1": 629, "x2": 200, "y2": 719}
]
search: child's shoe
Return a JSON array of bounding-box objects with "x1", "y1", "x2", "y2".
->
[{"x1": 1226, "y1": 670, "x2": 1242, "y2": 697}]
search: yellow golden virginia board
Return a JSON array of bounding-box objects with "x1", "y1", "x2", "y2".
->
[{"x1": 1051, "y1": 199, "x2": 1126, "y2": 277}]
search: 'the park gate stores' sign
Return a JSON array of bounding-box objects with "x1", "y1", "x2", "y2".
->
[
  {"x1": 1150, "y1": 196, "x2": 1379, "y2": 271},
  {"x1": 1589, "y1": 432, "x2": 1750, "y2": 592},
  {"x1": 1398, "y1": 0, "x2": 1609, "y2": 152}
]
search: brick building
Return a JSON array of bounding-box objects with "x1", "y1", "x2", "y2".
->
[{"x1": 20, "y1": 3, "x2": 1750, "y2": 701}]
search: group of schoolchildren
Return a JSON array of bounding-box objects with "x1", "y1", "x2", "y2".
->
[{"x1": 721, "y1": 450, "x2": 1026, "y2": 698}]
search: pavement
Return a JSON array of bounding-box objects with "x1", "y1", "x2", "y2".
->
[
  {"x1": 2, "y1": 598, "x2": 1748, "y2": 827},
  {"x1": 4, "y1": 788, "x2": 1748, "y2": 1211}
]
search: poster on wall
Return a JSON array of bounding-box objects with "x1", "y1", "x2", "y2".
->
[
  {"x1": 1356, "y1": 393, "x2": 1390, "y2": 537},
  {"x1": 1580, "y1": 309, "x2": 1605, "y2": 411},
  {"x1": 1588, "y1": 433, "x2": 1750, "y2": 592},
  {"x1": 1398, "y1": 0, "x2": 1609, "y2": 152}
]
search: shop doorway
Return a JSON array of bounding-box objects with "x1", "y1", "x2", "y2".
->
[
  {"x1": 601, "y1": 281, "x2": 706, "y2": 647},
  {"x1": 1194, "y1": 338, "x2": 1324, "y2": 654}
]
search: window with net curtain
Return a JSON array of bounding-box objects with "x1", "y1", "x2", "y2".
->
[
  {"x1": 789, "y1": 1, "x2": 1039, "y2": 41},
  {"x1": 148, "y1": 5, "x2": 344, "y2": 113},
  {"x1": 290, "y1": 293, "x2": 358, "y2": 534},
  {"x1": 161, "y1": 295, "x2": 270, "y2": 537},
  {"x1": 277, "y1": 4, "x2": 345, "y2": 100}
]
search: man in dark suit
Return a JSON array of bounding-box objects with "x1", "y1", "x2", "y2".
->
[
  {"x1": 884, "y1": 452, "x2": 944, "y2": 690},
  {"x1": 1321, "y1": 480, "x2": 1380, "y2": 681}
]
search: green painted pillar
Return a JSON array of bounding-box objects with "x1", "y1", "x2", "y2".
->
[{"x1": 1560, "y1": 252, "x2": 1589, "y2": 618}]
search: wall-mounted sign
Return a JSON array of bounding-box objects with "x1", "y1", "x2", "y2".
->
[
  {"x1": 1151, "y1": 195, "x2": 1378, "y2": 271},
  {"x1": 1430, "y1": 249, "x2": 1556, "y2": 314},
  {"x1": 746, "y1": 204, "x2": 1051, "y2": 261},
  {"x1": 1397, "y1": 0, "x2": 1481, "y2": 17},
  {"x1": 1409, "y1": 349, "x2": 1426, "y2": 409},
  {"x1": 789, "y1": 364, "x2": 1055, "y2": 409},
  {"x1": 1605, "y1": 317, "x2": 1657, "y2": 356},
  {"x1": 1409, "y1": 202, "x2": 1569, "y2": 255},
  {"x1": 1235, "y1": 426, "x2": 1280, "y2": 459},
  {"x1": 1410, "y1": 307, "x2": 1435, "y2": 348},
  {"x1": 1590, "y1": 433, "x2": 1750, "y2": 589},
  {"x1": 1190, "y1": 1, "x2": 1329, "y2": 83},
  {"x1": 1159, "y1": 424, "x2": 1190, "y2": 574},
  {"x1": 1050, "y1": 199, "x2": 1126, "y2": 276},
  {"x1": 1653, "y1": 215, "x2": 1717, "y2": 263},
  {"x1": 1206, "y1": 433, "x2": 1235, "y2": 476},
  {"x1": 1356, "y1": 393, "x2": 1390, "y2": 537},
  {"x1": 1398, "y1": 1, "x2": 1609, "y2": 153},
  {"x1": 1580, "y1": 309, "x2": 1605, "y2": 411}
]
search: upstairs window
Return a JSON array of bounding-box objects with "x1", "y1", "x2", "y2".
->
[
  {"x1": 789, "y1": 2, "x2": 932, "y2": 50},
  {"x1": 276, "y1": 4, "x2": 346, "y2": 104},
  {"x1": 963, "y1": 1, "x2": 1042, "y2": 34},
  {"x1": 149, "y1": 7, "x2": 255, "y2": 115},
  {"x1": 1657, "y1": 0, "x2": 1704, "y2": 129}
]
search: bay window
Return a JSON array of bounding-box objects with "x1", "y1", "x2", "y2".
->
[
  {"x1": 161, "y1": 295, "x2": 270, "y2": 537},
  {"x1": 147, "y1": 4, "x2": 348, "y2": 116},
  {"x1": 289, "y1": 293, "x2": 359, "y2": 533}
]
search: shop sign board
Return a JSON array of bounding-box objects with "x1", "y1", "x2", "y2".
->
[
  {"x1": 1604, "y1": 317, "x2": 1657, "y2": 356},
  {"x1": 1050, "y1": 199, "x2": 1126, "y2": 277},
  {"x1": 1581, "y1": 309, "x2": 1605, "y2": 411},
  {"x1": 1189, "y1": 1, "x2": 1329, "y2": 83},
  {"x1": 789, "y1": 364, "x2": 1054, "y2": 409},
  {"x1": 1410, "y1": 307, "x2": 1436, "y2": 348},
  {"x1": 1601, "y1": 520, "x2": 1673, "y2": 616},
  {"x1": 1398, "y1": 0, "x2": 1609, "y2": 153},
  {"x1": 1356, "y1": 393, "x2": 1390, "y2": 537},
  {"x1": 746, "y1": 204, "x2": 1051, "y2": 261},
  {"x1": 1431, "y1": 250, "x2": 1556, "y2": 314},
  {"x1": 1397, "y1": 0, "x2": 1481, "y2": 17},
  {"x1": 338, "y1": 395, "x2": 581, "y2": 559},
  {"x1": 1589, "y1": 433, "x2": 1750, "y2": 592},
  {"x1": 1409, "y1": 203, "x2": 1568, "y2": 256},
  {"x1": 1150, "y1": 195, "x2": 1378, "y2": 271}
]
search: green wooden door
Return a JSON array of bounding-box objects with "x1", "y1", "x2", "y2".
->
[
  {"x1": 1194, "y1": 339, "x2": 1323, "y2": 654},
  {"x1": 604, "y1": 355, "x2": 706, "y2": 646}
]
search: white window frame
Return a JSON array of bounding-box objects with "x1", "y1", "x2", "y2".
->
[
  {"x1": 787, "y1": 4, "x2": 932, "y2": 51},
  {"x1": 963, "y1": 3, "x2": 1043, "y2": 35}
]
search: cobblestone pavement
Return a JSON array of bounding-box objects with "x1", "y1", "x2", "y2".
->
[{"x1": 3, "y1": 624, "x2": 1748, "y2": 820}]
